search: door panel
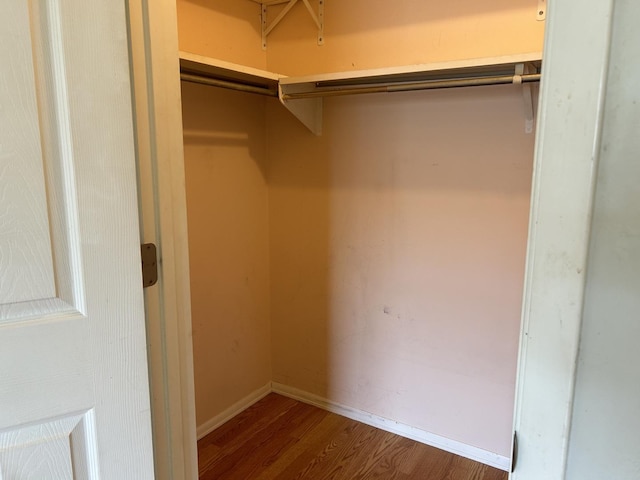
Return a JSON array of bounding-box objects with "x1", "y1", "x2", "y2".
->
[
  {"x1": 1, "y1": 0, "x2": 85, "y2": 322},
  {"x1": 0, "y1": 1, "x2": 57, "y2": 306},
  {"x1": 0, "y1": 411, "x2": 99, "y2": 479},
  {"x1": 0, "y1": 0, "x2": 154, "y2": 478}
]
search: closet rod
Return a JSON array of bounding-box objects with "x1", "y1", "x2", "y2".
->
[
  {"x1": 281, "y1": 73, "x2": 541, "y2": 100},
  {"x1": 180, "y1": 72, "x2": 278, "y2": 97},
  {"x1": 180, "y1": 70, "x2": 540, "y2": 100}
]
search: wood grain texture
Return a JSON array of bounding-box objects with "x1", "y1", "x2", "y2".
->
[
  {"x1": 0, "y1": 0, "x2": 155, "y2": 477},
  {"x1": 0, "y1": 0, "x2": 56, "y2": 306},
  {"x1": 0, "y1": 411, "x2": 99, "y2": 479},
  {"x1": 1, "y1": 0, "x2": 87, "y2": 323},
  {"x1": 198, "y1": 394, "x2": 508, "y2": 480}
]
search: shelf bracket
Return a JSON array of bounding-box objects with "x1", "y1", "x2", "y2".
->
[
  {"x1": 514, "y1": 63, "x2": 535, "y2": 134},
  {"x1": 278, "y1": 83, "x2": 323, "y2": 136},
  {"x1": 537, "y1": 0, "x2": 547, "y2": 21},
  {"x1": 261, "y1": 0, "x2": 324, "y2": 50}
]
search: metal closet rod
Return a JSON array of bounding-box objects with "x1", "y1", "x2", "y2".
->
[
  {"x1": 281, "y1": 73, "x2": 541, "y2": 100},
  {"x1": 180, "y1": 71, "x2": 541, "y2": 100},
  {"x1": 180, "y1": 72, "x2": 279, "y2": 97}
]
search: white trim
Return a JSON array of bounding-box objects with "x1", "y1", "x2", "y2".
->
[
  {"x1": 196, "y1": 381, "x2": 510, "y2": 470},
  {"x1": 271, "y1": 383, "x2": 510, "y2": 472},
  {"x1": 511, "y1": 0, "x2": 615, "y2": 478},
  {"x1": 128, "y1": 0, "x2": 198, "y2": 478},
  {"x1": 197, "y1": 383, "x2": 273, "y2": 440}
]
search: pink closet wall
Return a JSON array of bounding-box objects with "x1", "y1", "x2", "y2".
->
[
  {"x1": 177, "y1": 0, "x2": 543, "y2": 459},
  {"x1": 267, "y1": 87, "x2": 534, "y2": 456}
]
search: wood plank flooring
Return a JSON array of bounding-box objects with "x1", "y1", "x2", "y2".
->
[{"x1": 198, "y1": 393, "x2": 508, "y2": 480}]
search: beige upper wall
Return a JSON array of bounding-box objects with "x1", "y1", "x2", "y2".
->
[
  {"x1": 268, "y1": 0, "x2": 544, "y2": 75},
  {"x1": 176, "y1": 0, "x2": 267, "y2": 69},
  {"x1": 176, "y1": 0, "x2": 544, "y2": 76}
]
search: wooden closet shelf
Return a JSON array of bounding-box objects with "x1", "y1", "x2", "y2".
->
[
  {"x1": 280, "y1": 53, "x2": 542, "y2": 90},
  {"x1": 179, "y1": 51, "x2": 282, "y2": 95},
  {"x1": 179, "y1": 51, "x2": 543, "y2": 136}
]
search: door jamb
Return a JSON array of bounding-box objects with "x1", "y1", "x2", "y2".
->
[
  {"x1": 127, "y1": 0, "x2": 198, "y2": 478},
  {"x1": 510, "y1": 0, "x2": 615, "y2": 478}
]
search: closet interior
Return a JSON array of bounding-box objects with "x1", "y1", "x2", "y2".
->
[{"x1": 176, "y1": 0, "x2": 545, "y2": 470}]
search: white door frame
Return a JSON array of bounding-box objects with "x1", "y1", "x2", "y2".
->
[
  {"x1": 128, "y1": 0, "x2": 617, "y2": 478},
  {"x1": 511, "y1": 0, "x2": 615, "y2": 478},
  {"x1": 127, "y1": 0, "x2": 198, "y2": 479}
]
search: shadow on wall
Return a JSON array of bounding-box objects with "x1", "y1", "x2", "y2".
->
[
  {"x1": 181, "y1": 80, "x2": 271, "y2": 427},
  {"x1": 181, "y1": 81, "x2": 268, "y2": 177}
]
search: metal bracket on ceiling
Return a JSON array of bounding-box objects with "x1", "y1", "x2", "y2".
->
[
  {"x1": 514, "y1": 63, "x2": 535, "y2": 134},
  {"x1": 261, "y1": 0, "x2": 324, "y2": 50},
  {"x1": 537, "y1": 0, "x2": 546, "y2": 21}
]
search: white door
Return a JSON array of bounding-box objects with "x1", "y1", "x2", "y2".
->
[{"x1": 0, "y1": 0, "x2": 154, "y2": 478}]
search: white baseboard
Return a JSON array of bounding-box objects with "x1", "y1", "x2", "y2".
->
[
  {"x1": 196, "y1": 382, "x2": 272, "y2": 440},
  {"x1": 196, "y1": 381, "x2": 510, "y2": 471},
  {"x1": 271, "y1": 382, "x2": 510, "y2": 472}
]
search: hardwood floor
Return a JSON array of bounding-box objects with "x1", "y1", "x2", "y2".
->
[{"x1": 198, "y1": 393, "x2": 508, "y2": 480}]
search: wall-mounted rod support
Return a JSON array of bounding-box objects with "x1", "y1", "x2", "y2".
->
[
  {"x1": 261, "y1": 0, "x2": 324, "y2": 49},
  {"x1": 537, "y1": 0, "x2": 547, "y2": 20},
  {"x1": 516, "y1": 63, "x2": 536, "y2": 134},
  {"x1": 265, "y1": 0, "x2": 298, "y2": 37},
  {"x1": 180, "y1": 72, "x2": 278, "y2": 97},
  {"x1": 281, "y1": 73, "x2": 541, "y2": 100}
]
